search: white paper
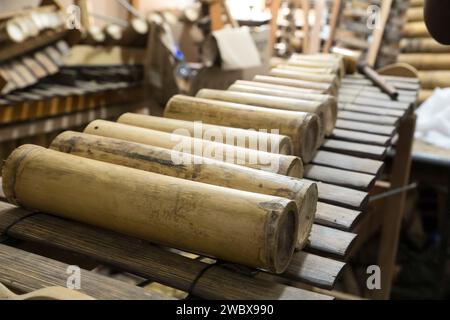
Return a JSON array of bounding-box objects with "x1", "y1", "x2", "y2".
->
[
  {"x1": 415, "y1": 88, "x2": 450, "y2": 149},
  {"x1": 212, "y1": 27, "x2": 261, "y2": 70}
]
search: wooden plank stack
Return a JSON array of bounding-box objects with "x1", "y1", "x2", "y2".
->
[
  {"x1": 398, "y1": 0, "x2": 450, "y2": 103},
  {"x1": 0, "y1": 50, "x2": 420, "y2": 299}
]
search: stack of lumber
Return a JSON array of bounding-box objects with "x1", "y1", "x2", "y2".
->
[
  {"x1": 0, "y1": 50, "x2": 421, "y2": 299},
  {"x1": 335, "y1": 0, "x2": 409, "y2": 67},
  {"x1": 398, "y1": 0, "x2": 450, "y2": 103},
  {"x1": 81, "y1": 17, "x2": 149, "y2": 48}
]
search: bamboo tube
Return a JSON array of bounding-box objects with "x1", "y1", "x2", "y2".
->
[
  {"x1": 398, "y1": 53, "x2": 450, "y2": 70},
  {"x1": 228, "y1": 83, "x2": 338, "y2": 136},
  {"x1": 290, "y1": 53, "x2": 345, "y2": 76},
  {"x1": 406, "y1": 7, "x2": 424, "y2": 22},
  {"x1": 117, "y1": 113, "x2": 294, "y2": 155},
  {"x1": 104, "y1": 24, "x2": 124, "y2": 45},
  {"x1": 277, "y1": 64, "x2": 337, "y2": 76},
  {"x1": 331, "y1": 46, "x2": 361, "y2": 74},
  {"x1": 196, "y1": 88, "x2": 334, "y2": 138},
  {"x1": 400, "y1": 38, "x2": 450, "y2": 53},
  {"x1": 164, "y1": 95, "x2": 321, "y2": 163},
  {"x1": 418, "y1": 71, "x2": 450, "y2": 89},
  {"x1": 85, "y1": 25, "x2": 106, "y2": 44},
  {"x1": 3, "y1": 144, "x2": 298, "y2": 273},
  {"x1": 50, "y1": 131, "x2": 317, "y2": 249},
  {"x1": 120, "y1": 17, "x2": 148, "y2": 47},
  {"x1": 253, "y1": 75, "x2": 333, "y2": 94},
  {"x1": 84, "y1": 120, "x2": 304, "y2": 177},
  {"x1": 0, "y1": 19, "x2": 26, "y2": 43},
  {"x1": 230, "y1": 81, "x2": 335, "y2": 102},
  {"x1": 233, "y1": 80, "x2": 324, "y2": 95},
  {"x1": 418, "y1": 89, "x2": 433, "y2": 103},
  {"x1": 270, "y1": 68, "x2": 338, "y2": 85},
  {"x1": 402, "y1": 22, "x2": 429, "y2": 38},
  {"x1": 409, "y1": 0, "x2": 424, "y2": 7}
]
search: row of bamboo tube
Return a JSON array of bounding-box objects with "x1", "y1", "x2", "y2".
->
[
  {"x1": 0, "y1": 7, "x2": 64, "y2": 44},
  {"x1": 2, "y1": 53, "x2": 343, "y2": 275},
  {"x1": 83, "y1": 17, "x2": 149, "y2": 47},
  {"x1": 399, "y1": 0, "x2": 450, "y2": 102}
]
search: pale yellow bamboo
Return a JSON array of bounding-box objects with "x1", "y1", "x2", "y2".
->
[
  {"x1": 195, "y1": 88, "x2": 333, "y2": 138},
  {"x1": 400, "y1": 38, "x2": 450, "y2": 53},
  {"x1": 163, "y1": 95, "x2": 321, "y2": 163},
  {"x1": 117, "y1": 113, "x2": 294, "y2": 155},
  {"x1": 84, "y1": 120, "x2": 304, "y2": 177},
  {"x1": 50, "y1": 131, "x2": 317, "y2": 249},
  {"x1": 3, "y1": 145, "x2": 298, "y2": 273},
  {"x1": 398, "y1": 53, "x2": 450, "y2": 70},
  {"x1": 227, "y1": 84, "x2": 338, "y2": 136},
  {"x1": 253, "y1": 75, "x2": 333, "y2": 94}
]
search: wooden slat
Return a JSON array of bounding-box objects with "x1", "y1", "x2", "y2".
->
[
  {"x1": 331, "y1": 129, "x2": 391, "y2": 146},
  {"x1": 315, "y1": 202, "x2": 361, "y2": 231},
  {"x1": 341, "y1": 84, "x2": 418, "y2": 98},
  {"x1": 339, "y1": 96, "x2": 411, "y2": 111},
  {"x1": 336, "y1": 119, "x2": 396, "y2": 136},
  {"x1": 339, "y1": 102, "x2": 406, "y2": 117},
  {"x1": 307, "y1": 224, "x2": 356, "y2": 258},
  {"x1": 311, "y1": 150, "x2": 384, "y2": 175},
  {"x1": 339, "y1": 87, "x2": 417, "y2": 104},
  {"x1": 342, "y1": 77, "x2": 420, "y2": 91},
  {"x1": 0, "y1": 202, "x2": 334, "y2": 297},
  {"x1": 321, "y1": 139, "x2": 387, "y2": 159},
  {"x1": 304, "y1": 178, "x2": 368, "y2": 210},
  {"x1": 304, "y1": 164, "x2": 376, "y2": 191},
  {"x1": 0, "y1": 244, "x2": 169, "y2": 300},
  {"x1": 338, "y1": 111, "x2": 399, "y2": 126},
  {"x1": 283, "y1": 251, "x2": 345, "y2": 288}
]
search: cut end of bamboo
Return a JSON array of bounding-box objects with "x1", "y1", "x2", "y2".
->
[
  {"x1": 265, "y1": 200, "x2": 298, "y2": 274},
  {"x1": 2, "y1": 144, "x2": 42, "y2": 206},
  {"x1": 295, "y1": 180, "x2": 318, "y2": 249},
  {"x1": 301, "y1": 113, "x2": 321, "y2": 163}
]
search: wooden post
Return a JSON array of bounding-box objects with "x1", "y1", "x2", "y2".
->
[
  {"x1": 323, "y1": 0, "x2": 341, "y2": 53},
  {"x1": 309, "y1": 0, "x2": 325, "y2": 53},
  {"x1": 74, "y1": 0, "x2": 91, "y2": 31},
  {"x1": 373, "y1": 114, "x2": 416, "y2": 299},
  {"x1": 366, "y1": 0, "x2": 393, "y2": 67},
  {"x1": 301, "y1": 0, "x2": 310, "y2": 53}
]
